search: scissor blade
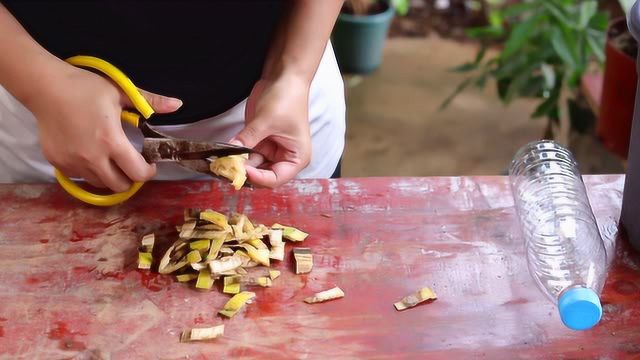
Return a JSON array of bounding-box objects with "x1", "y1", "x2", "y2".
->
[{"x1": 141, "y1": 138, "x2": 252, "y2": 163}]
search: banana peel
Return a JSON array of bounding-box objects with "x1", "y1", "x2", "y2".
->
[
  {"x1": 394, "y1": 287, "x2": 437, "y2": 311},
  {"x1": 210, "y1": 154, "x2": 248, "y2": 190},
  {"x1": 219, "y1": 291, "x2": 255, "y2": 318},
  {"x1": 180, "y1": 325, "x2": 224, "y2": 342},
  {"x1": 304, "y1": 287, "x2": 344, "y2": 304}
]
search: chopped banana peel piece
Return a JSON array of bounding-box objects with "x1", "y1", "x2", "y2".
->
[
  {"x1": 190, "y1": 240, "x2": 210, "y2": 251},
  {"x1": 243, "y1": 217, "x2": 255, "y2": 233},
  {"x1": 200, "y1": 210, "x2": 229, "y2": 229},
  {"x1": 269, "y1": 270, "x2": 281, "y2": 280},
  {"x1": 159, "y1": 240, "x2": 190, "y2": 274},
  {"x1": 137, "y1": 233, "x2": 155, "y2": 270},
  {"x1": 256, "y1": 277, "x2": 272, "y2": 287},
  {"x1": 196, "y1": 269, "x2": 214, "y2": 290},
  {"x1": 246, "y1": 238, "x2": 268, "y2": 250},
  {"x1": 180, "y1": 220, "x2": 197, "y2": 238},
  {"x1": 394, "y1": 287, "x2": 437, "y2": 311},
  {"x1": 219, "y1": 247, "x2": 234, "y2": 255},
  {"x1": 176, "y1": 273, "x2": 198, "y2": 282},
  {"x1": 180, "y1": 325, "x2": 224, "y2": 343},
  {"x1": 141, "y1": 233, "x2": 155, "y2": 250},
  {"x1": 272, "y1": 224, "x2": 308, "y2": 242},
  {"x1": 210, "y1": 154, "x2": 248, "y2": 190},
  {"x1": 209, "y1": 255, "x2": 242, "y2": 274},
  {"x1": 219, "y1": 291, "x2": 255, "y2": 318},
  {"x1": 223, "y1": 275, "x2": 241, "y2": 294},
  {"x1": 187, "y1": 250, "x2": 202, "y2": 264},
  {"x1": 240, "y1": 244, "x2": 270, "y2": 267},
  {"x1": 206, "y1": 238, "x2": 224, "y2": 260},
  {"x1": 268, "y1": 229, "x2": 285, "y2": 261},
  {"x1": 137, "y1": 252, "x2": 153, "y2": 270},
  {"x1": 304, "y1": 287, "x2": 345, "y2": 304},
  {"x1": 293, "y1": 248, "x2": 313, "y2": 274},
  {"x1": 191, "y1": 262, "x2": 208, "y2": 271}
]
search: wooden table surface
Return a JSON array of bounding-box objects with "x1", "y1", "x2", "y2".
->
[{"x1": 0, "y1": 176, "x2": 639, "y2": 359}]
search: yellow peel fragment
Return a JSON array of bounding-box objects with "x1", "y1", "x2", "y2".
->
[
  {"x1": 190, "y1": 240, "x2": 210, "y2": 251},
  {"x1": 304, "y1": 287, "x2": 344, "y2": 304},
  {"x1": 210, "y1": 154, "x2": 248, "y2": 190},
  {"x1": 272, "y1": 223, "x2": 308, "y2": 242},
  {"x1": 223, "y1": 275, "x2": 241, "y2": 294},
  {"x1": 195, "y1": 269, "x2": 214, "y2": 290},
  {"x1": 219, "y1": 291, "x2": 255, "y2": 318},
  {"x1": 394, "y1": 287, "x2": 437, "y2": 311},
  {"x1": 180, "y1": 325, "x2": 224, "y2": 342},
  {"x1": 137, "y1": 252, "x2": 152, "y2": 270},
  {"x1": 176, "y1": 273, "x2": 198, "y2": 282}
]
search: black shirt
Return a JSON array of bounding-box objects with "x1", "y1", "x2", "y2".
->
[{"x1": 3, "y1": 1, "x2": 285, "y2": 125}]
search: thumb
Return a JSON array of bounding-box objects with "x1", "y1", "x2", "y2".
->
[
  {"x1": 123, "y1": 89, "x2": 183, "y2": 114},
  {"x1": 230, "y1": 122, "x2": 267, "y2": 148}
]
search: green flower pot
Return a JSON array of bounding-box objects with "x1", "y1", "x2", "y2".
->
[{"x1": 331, "y1": 3, "x2": 395, "y2": 74}]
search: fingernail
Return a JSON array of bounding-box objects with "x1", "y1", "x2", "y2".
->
[
  {"x1": 228, "y1": 139, "x2": 243, "y2": 146},
  {"x1": 168, "y1": 98, "x2": 183, "y2": 109}
]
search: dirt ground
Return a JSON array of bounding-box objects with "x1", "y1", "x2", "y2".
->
[{"x1": 341, "y1": 36, "x2": 624, "y2": 177}]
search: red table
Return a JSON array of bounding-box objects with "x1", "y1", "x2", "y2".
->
[{"x1": 0, "y1": 176, "x2": 639, "y2": 359}]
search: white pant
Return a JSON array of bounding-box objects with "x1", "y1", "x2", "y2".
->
[{"x1": 0, "y1": 43, "x2": 345, "y2": 182}]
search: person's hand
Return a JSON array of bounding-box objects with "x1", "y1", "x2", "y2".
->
[
  {"x1": 28, "y1": 64, "x2": 182, "y2": 192},
  {"x1": 231, "y1": 74, "x2": 311, "y2": 188}
]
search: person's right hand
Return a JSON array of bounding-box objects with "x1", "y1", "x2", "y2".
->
[{"x1": 27, "y1": 64, "x2": 182, "y2": 192}]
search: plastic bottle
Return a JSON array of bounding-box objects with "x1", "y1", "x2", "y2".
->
[{"x1": 509, "y1": 140, "x2": 607, "y2": 331}]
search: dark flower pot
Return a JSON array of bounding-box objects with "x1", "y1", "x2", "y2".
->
[
  {"x1": 331, "y1": 2, "x2": 395, "y2": 74},
  {"x1": 597, "y1": 17, "x2": 638, "y2": 159}
]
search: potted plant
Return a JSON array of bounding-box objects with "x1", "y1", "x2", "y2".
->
[
  {"x1": 331, "y1": 0, "x2": 410, "y2": 74},
  {"x1": 441, "y1": 0, "x2": 608, "y2": 145},
  {"x1": 597, "y1": 0, "x2": 637, "y2": 159}
]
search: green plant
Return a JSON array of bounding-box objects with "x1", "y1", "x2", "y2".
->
[
  {"x1": 441, "y1": 0, "x2": 608, "y2": 127},
  {"x1": 345, "y1": 0, "x2": 410, "y2": 16}
]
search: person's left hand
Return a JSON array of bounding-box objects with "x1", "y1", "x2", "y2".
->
[{"x1": 230, "y1": 74, "x2": 311, "y2": 188}]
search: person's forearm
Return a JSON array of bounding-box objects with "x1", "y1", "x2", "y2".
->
[
  {"x1": 0, "y1": 4, "x2": 67, "y2": 108},
  {"x1": 262, "y1": 0, "x2": 343, "y2": 85}
]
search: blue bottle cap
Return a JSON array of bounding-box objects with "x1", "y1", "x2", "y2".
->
[{"x1": 558, "y1": 287, "x2": 602, "y2": 331}]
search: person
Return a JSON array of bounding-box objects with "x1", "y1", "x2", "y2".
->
[{"x1": 0, "y1": 1, "x2": 346, "y2": 192}]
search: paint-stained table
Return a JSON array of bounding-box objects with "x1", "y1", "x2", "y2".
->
[{"x1": 0, "y1": 175, "x2": 639, "y2": 359}]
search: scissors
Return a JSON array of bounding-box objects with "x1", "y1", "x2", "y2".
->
[{"x1": 54, "y1": 56, "x2": 254, "y2": 207}]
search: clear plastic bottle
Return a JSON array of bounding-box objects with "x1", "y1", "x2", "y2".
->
[{"x1": 509, "y1": 140, "x2": 607, "y2": 331}]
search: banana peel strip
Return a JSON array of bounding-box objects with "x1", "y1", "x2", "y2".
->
[
  {"x1": 394, "y1": 287, "x2": 437, "y2": 311},
  {"x1": 219, "y1": 291, "x2": 255, "y2": 318},
  {"x1": 180, "y1": 325, "x2": 224, "y2": 342},
  {"x1": 304, "y1": 287, "x2": 345, "y2": 304},
  {"x1": 272, "y1": 223, "x2": 308, "y2": 242},
  {"x1": 293, "y1": 248, "x2": 313, "y2": 274}
]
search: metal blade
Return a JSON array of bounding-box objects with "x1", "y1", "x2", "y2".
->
[{"x1": 141, "y1": 138, "x2": 253, "y2": 163}]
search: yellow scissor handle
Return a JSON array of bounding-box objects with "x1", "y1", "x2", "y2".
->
[{"x1": 55, "y1": 56, "x2": 155, "y2": 207}]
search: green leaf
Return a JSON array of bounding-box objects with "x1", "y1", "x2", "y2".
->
[
  {"x1": 504, "y1": 64, "x2": 540, "y2": 103},
  {"x1": 541, "y1": 63, "x2": 556, "y2": 90},
  {"x1": 501, "y1": 15, "x2": 540, "y2": 59},
  {"x1": 448, "y1": 62, "x2": 478, "y2": 73},
  {"x1": 439, "y1": 78, "x2": 473, "y2": 110},
  {"x1": 578, "y1": 1, "x2": 597, "y2": 29},
  {"x1": 532, "y1": 97, "x2": 559, "y2": 118},
  {"x1": 501, "y1": 2, "x2": 538, "y2": 18},
  {"x1": 474, "y1": 74, "x2": 488, "y2": 88},
  {"x1": 465, "y1": 26, "x2": 504, "y2": 39},
  {"x1": 586, "y1": 33, "x2": 605, "y2": 63},
  {"x1": 391, "y1": 0, "x2": 410, "y2": 16},
  {"x1": 551, "y1": 27, "x2": 578, "y2": 69},
  {"x1": 488, "y1": 10, "x2": 503, "y2": 28},
  {"x1": 543, "y1": 2, "x2": 577, "y2": 29},
  {"x1": 474, "y1": 45, "x2": 487, "y2": 64},
  {"x1": 588, "y1": 12, "x2": 609, "y2": 31}
]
